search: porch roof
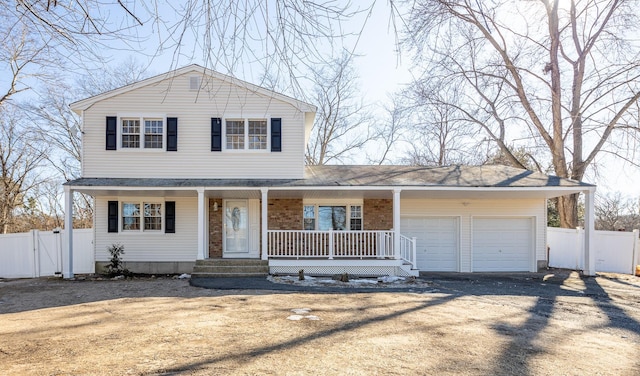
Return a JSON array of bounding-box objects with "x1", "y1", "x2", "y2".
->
[{"x1": 65, "y1": 165, "x2": 593, "y2": 199}]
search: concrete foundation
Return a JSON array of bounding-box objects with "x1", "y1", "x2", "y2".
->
[{"x1": 95, "y1": 261, "x2": 196, "y2": 275}]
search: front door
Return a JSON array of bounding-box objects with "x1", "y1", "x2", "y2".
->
[{"x1": 223, "y1": 200, "x2": 249, "y2": 256}]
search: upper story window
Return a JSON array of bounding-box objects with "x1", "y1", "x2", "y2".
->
[
  {"x1": 225, "y1": 118, "x2": 268, "y2": 150},
  {"x1": 248, "y1": 120, "x2": 267, "y2": 149},
  {"x1": 121, "y1": 119, "x2": 140, "y2": 148},
  {"x1": 144, "y1": 120, "x2": 163, "y2": 148},
  {"x1": 226, "y1": 120, "x2": 245, "y2": 149},
  {"x1": 121, "y1": 118, "x2": 163, "y2": 149}
]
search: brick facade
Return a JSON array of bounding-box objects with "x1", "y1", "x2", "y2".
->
[
  {"x1": 363, "y1": 199, "x2": 393, "y2": 230},
  {"x1": 268, "y1": 198, "x2": 303, "y2": 230},
  {"x1": 208, "y1": 197, "x2": 390, "y2": 258},
  {"x1": 208, "y1": 198, "x2": 223, "y2": 258}
]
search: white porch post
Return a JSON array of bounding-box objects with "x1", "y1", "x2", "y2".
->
[
  {"x1": 261, "y1": 188, "x2": 268, "y2": 260},
  {"x1": 583, "y1": 188, "x2": 596, "y2": 276},
  {"x1": 393, "y1": 188, "x2": 401, "y2": 259},
  {"x1": 197, "y1": 188, "x2": 206, "y2": 260},
  {"x1": 63, "y1": 186, "x2": 74, "y2": 279}
]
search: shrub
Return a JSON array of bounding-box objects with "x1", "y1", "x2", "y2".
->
[{"x1": 104, "y1": 243, "x2": 131, "y2": 278}]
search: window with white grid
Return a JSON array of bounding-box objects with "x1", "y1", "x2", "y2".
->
[
  {"x1": 303, "y1": 203, "x2": 363, "y2": 231},
  {"x1": 248, "y1": 120, "x2": 267, "y2": 150},
  {"x1": 226, "y1": 120, "x2": 245, "y2": 149},
  {"x1": 121, "y1": 119, "x2": 140, "y2": 148},
  {"x1": 144, "y1": 120, "x2": 163, "y2": 149},
  {"x1": 122, "y1": 203, "x2": 141, "y2": 230},
  {"x1": 122, "y1": 201, "x2": 162, "y2": 232},
  {"x1": 144, "y1": 203, "x2": 162, "y2": 230}
]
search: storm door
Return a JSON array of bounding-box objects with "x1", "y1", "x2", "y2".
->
[{"x1": 223, "y1": 200, "x2": 249, "y2": 255}]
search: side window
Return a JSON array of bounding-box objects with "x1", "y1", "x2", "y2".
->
[
  {"x1": 350, "y1": 205, "x2": 362, "y2": 230},
  {"x1": 303, "y1": 205, "x2": 315, "y2": 230}
]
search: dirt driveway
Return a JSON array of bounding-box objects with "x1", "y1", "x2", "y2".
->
[{"x1": 1, "y1": 271, "x2": 639, "y2": 375}]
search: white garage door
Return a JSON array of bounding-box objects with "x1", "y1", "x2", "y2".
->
[
  {"x1": 472, "y1": 217, "x2": 533, "y2": 272},
  {"x1": 401, "y1": 217, "x2": 458, "y2": 271}
]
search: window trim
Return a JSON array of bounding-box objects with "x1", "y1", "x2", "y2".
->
[
  {"x1": 119, "y1": 200, "x2": 164, "y2": 233},
  {"x1": 302, "y1": 199, "x2": 364, "y2": 231},
  {"x1": 117, "y1": 114, "x2": 167, "y2": 151},
  {"x1": 221, "y1": 116, "x2": 270, "y2": 152}
]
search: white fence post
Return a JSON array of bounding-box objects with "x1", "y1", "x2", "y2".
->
[
  {"x1": 31, "y1": 229, "x2": 39, "y2": 278},
  {"x1": 632, "y1": 229, "x2": 639, "y2": 274}
]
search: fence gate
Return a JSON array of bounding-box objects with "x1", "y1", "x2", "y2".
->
[{"x1": 0, "y1": 229, "x2": 94, "y2": 278}]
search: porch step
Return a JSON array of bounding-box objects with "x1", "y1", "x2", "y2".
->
[{"x1": 191, "y1": 259, "x2": 269, "y2": 278}]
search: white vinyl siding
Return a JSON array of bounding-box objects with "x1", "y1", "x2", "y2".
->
[
  {"x1": 94, "y1": 196, "x2": 198, "y2": 262},
  {"x1": 401, "y1": 198, "x2": 545, "y2": 273},
  {"x1": 81, "y1": 71, "x2": 307, "y2": 179}
]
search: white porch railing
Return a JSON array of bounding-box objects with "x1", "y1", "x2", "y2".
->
[
  {"x1": 399, "y1": 234, "x2": 417, "y2": 268},
  {"x1": 267, "y1": 230, "x2": 417, "y2": 268}
]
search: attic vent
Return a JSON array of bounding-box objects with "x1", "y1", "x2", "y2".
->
[{"x1": 189, "y1": 76, "x2": 201, "y2": 90}]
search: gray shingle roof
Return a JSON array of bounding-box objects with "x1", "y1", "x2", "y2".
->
[{"x1": 65, "y1": 165, "x2": 592, "y2": 189}]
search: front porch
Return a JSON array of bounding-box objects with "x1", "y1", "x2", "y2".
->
[{"x1": 267, "y1": 230, "x2": 418, "y2": 276}]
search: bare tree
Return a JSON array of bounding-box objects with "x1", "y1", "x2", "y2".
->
[
  {"x1": 22, "y1": 62, "x2": 151, "y2": 230},
  {"x1": 3, "y1": 1, "x2": 376, "y2": 97},
  {"x1": 405, "y1": 0, "x2": 640, "y2": 228},
  {"x1": 595, "y1": 192, "x2": 640, "y2": 231},
  {"x1": 400, "y1": 78, "x2": 484, "y2": 166},
  {"x1": 366, "y1": 96, "x2": 410, "y2": 165},
  {"x1": 0, "y1": 107, "x2": 48, "y2": 233},
  {"x1": 305, "y1": 53, "x2": 373, "y2": 165},
  {"x1": 0, "y1": 4, "x2": 59, "y2": 108},
  {"x1": 76, "y1": 57, "x2": 151, "y2": 97}
]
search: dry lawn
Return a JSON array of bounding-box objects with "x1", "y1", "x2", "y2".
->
[{"x1": 1, "y1": 274, "x2": 639, "y2": 375}]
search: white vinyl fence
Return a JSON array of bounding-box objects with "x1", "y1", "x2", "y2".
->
[
  {"x1": 548, "y1": 227, "x2": 639, "y2": 274},
  {"x1": 0, "y1": 229, "x2": 94, "y2": 278}
]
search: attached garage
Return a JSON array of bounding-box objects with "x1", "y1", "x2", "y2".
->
[
  {"x1": 401, "y1": 216, "x2": 458, "y2": 272},
  {"x1": 472, "y1": 217, "x2": 534, "y2": 272}
]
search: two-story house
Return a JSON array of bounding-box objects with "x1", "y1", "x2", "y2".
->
[{"x1": 63, "y1": 64, "x2": 598, "y2": 278}]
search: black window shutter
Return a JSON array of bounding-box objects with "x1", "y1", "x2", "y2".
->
[
  {"x1": 165, "y1": 201, "x2": 176, "y2": 233},
  {"x1": 107, "y1": 201, "x2": 118, "y2": 233},
  {"x1": 211, "y1": 118, "x2": 222, "y2": 151},
  {"x1": 106, "y1": 116, "x2": 117, "y2": 150},
  {"x1": 271, "y1": 118, "x2": 282, "y2": 152},
  {"x1": 167, "y1": 117, "x2": 178, "y2": 151}
]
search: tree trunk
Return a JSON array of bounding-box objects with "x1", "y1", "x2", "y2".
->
[{"x1": 558, "y1": 194, "x2": 579, "y2": 229}]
